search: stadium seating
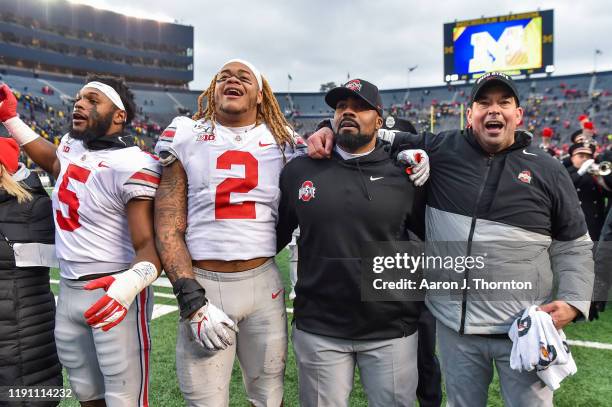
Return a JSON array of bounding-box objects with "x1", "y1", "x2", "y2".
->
[{"x1": 2, "y1": 69, "x2": 611, "y2": 148}]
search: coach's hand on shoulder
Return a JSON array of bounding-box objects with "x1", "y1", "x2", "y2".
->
[
  {"x1": 538, "y1": 300, "x2": 579, "y2": 329},
  {"x1": 398, "y1": 149, "x2": 430, "y2": 187},
  {"x1": 0, "y1": 84, "x2": 18, "y2": 122},
  {"x1": 307, "y1": 126, "x2": 334, "y2": 159},
  {"x1": 189, "y1": 302, "x2": 238, "y2": 351},
  {"x1": 84, "y1": 261, "x2": 158, "y2": 331}
]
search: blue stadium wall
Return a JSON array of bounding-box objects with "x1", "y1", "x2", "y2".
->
[{"x1": 0, "y1": 0, "x2": 193, "y2": 84}]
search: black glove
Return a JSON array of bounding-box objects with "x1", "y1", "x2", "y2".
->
[{"x1": 589, "y1": 301, "x2": 607, "y2": 321}]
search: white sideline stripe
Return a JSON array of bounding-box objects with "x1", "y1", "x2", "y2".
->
[
  {"x1": 153, "y1": 277, "x2": 173, "y2": 288},
  {"x1": 152, "y1": 304, "x2": 178, "y2": 319},
  {"x1": 567, "y1": 339, "x2": 612, "y2": 351},
  {"x1": 156, "y1": 292, "x2": 176, "y2": 299}
]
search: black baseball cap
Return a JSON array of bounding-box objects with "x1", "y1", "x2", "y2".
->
[
  {"x1": 383, "y1": 115, "x2": 417, "y2": 134},
  {"x1": 325, "y1": 79, "x2": 383, "y2": 116},
  {"x1": 470, "y1": 72, "x2": 520, "y2": 106}
]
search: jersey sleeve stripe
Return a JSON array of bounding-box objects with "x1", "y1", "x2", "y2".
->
[
  {"x1": 129, "y1": 173, "x2": 161, "y2": 185},
  {"x1": 160, "y1": 128, "x2": 176, "y2": 142},
  {"x1": 126, "y1": 169, "x2": 161, "y2": 187},
  {"x1": 125, "y1": 180, "x2": 159, "y2": 189}
]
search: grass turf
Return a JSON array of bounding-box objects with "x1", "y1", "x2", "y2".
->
[{"x1": 51, "y1": 250, "x2": 612, "y2": 406}]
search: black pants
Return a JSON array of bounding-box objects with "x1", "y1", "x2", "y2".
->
[{"x1": 417, "y1": 304, "x2": 442, "y2": 407}]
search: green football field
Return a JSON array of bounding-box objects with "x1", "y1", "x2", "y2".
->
[{"x1": 50, "y1": 250, "x2": 612, "y2": 406}]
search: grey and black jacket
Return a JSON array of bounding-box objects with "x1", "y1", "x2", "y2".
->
[{"x1": 391, "y1": 128, "x2": 594, "y2": 334}]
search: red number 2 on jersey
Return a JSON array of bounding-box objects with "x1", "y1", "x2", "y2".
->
[
  {"x1": 215, "y1": 151, "x2": 258, "y2": 219},
  {"x1": 56, "y1": 163, "x2": 91, "y2": 231}
]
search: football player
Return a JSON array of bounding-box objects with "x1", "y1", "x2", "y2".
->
[
  {"x1": 154, "y1": 59, "x2": 298, "y2": 406},
  {"x1": 0, "y1": 76, "x2": 161, "y2": 407}
]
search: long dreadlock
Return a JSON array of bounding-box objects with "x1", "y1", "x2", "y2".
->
[{"x1": 193, "y1": 74, "x2": 296, "y2": 160}]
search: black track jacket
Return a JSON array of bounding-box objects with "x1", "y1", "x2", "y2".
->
[{"x1": 276, "y1": 140, "x2": 425, "y2": 340}]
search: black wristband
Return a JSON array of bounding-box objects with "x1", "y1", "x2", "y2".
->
[{"x1": 173, "y1": 278, "x2": 207, "y2": 319}]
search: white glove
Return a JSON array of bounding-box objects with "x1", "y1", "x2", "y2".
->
[
  {"x1": 189, "y1": 302, "x2": 238, "y2": 351},
  {"x1": 577, "y1": 159, "x2": 595, "y2": 176},
  {"x1": 84, "y1": 261, "x2": 158, "y2": 330},
  {"x1": 397, "y1": 149, "x2": 430, "y2": 187},
  {"x1": 377, "y1": 128, "x2": 396, "y2": 145}
]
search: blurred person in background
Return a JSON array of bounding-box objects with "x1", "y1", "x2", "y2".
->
[
  {"x1": 566, "y1": 142, "x2": 607, "y2": 243},
  {"x1": 539, "y1": 127, "x2": 557, "y2": 157}
]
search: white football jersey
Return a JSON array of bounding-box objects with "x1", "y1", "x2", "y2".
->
[
  {"x1": 156, "y1": 117, "x2": 301, "y2": 261},
  {"x1": 53, "y1": 134, "x2": 161, "y2": 279}
]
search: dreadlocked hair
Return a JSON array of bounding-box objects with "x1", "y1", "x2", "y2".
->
[{"x1": 193, "y1": 75, "x2": 296, "y2": 161}]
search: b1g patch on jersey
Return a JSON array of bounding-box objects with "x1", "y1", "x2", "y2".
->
[
  {"x1": 299, "y1": 180, "x2": 316, "y2": 202},
  {"x1": 196, "y1": 133, "x2": 216, "y2": 142},
  {"x1": 518, "y1": 170, "x2": 532, "y2": 184}
]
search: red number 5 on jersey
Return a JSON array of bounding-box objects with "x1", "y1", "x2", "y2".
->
[
  {"x1": 215, "y1": 151, "x2": 258, "y2": 219},
  {"x1": 56, "y1": 163, "x2": 91, "y2": 231}
]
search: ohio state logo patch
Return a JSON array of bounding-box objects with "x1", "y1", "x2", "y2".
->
[
  {"x1": 299, "y1": 180, "x2": 316, "y2": 202},
  {"x1": 518, "y1": 170, "x2": 532, "y2": 184},
  {"x1": 345, "y1": 79, "x2": 362, "y2": 92}
]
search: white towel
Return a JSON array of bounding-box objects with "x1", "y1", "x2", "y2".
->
[
  {"x1": 509, "y1": 305, "x2": 541, "y2": 372},
  {"x1": 536, "y1": 324, "x2": 576, "y2": 390},
  {"x1": 509, "y1": 305, "x2": 577, "y2": 390}
]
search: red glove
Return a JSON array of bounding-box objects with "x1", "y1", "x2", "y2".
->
[
  {"x1": 84, "y1": 262, "x2": 157, "y2": 331},
  {"x1": 84, "y1": 275, "x2": 128, "y2": 331},
  {"x1": 0, "y1": 84, "x2": 18, "y2": 122}
]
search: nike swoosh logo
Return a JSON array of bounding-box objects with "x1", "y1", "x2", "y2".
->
[
  {"x1": 98, "y1": 162, "x2": 109, "y2": 168},
  {"x1": 259, "y1": 141, "x2": 274, "y2": 147},
  {"x1": 523, "y1": 149, "x2": 537, "y2": 156},
  {"x1": 272, "y1": 289, "x2": 283, "y2": 299},
  {"x1": 370, "y1": 176, "x2": 384, "y2": 181}
]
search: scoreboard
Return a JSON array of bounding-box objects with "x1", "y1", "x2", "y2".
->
[{"x1": 443, "y1": 10, "x2": 554, "y2": 81}]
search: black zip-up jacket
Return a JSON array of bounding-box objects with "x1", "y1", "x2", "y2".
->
[
  {"x1": 391, "y1": 129, "x2": 593, "y2": 334},
  {"x1": 276, "y1": 140, "x2": 425, "y2": 340},
  {"x1": 0, "y1": 169, "x2": 62, "y2": 406}
]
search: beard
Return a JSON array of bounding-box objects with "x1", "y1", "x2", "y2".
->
[
  {"x1": 71, "y1": 109, "x2": 114, "y2": 143},
  {"x1": 335, "y1": 128, "x2": 375, "y2": 152},
  {"x1": 336, "y1": 131, "x2": 374, "y2": 152},
  {"x1": 335, "y1": 117, "x2": 376, "y2": 152}
]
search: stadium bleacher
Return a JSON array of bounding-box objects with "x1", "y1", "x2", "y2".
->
[{"x1": 2, "y1": 68, "x2": 611, "y2": 151}]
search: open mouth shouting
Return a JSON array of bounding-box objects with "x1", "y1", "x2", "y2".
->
[
  {"x1": 72, "y1": 111, "x2": 88, "y2": 126},
  {"x1": 223, "y1": 86, "x2": 244, "y2": 99},
  {"x1": 484, "y1": 119, "x2": 504, "y2": 134}
]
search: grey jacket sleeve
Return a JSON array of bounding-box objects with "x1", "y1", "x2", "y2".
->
[{"x1": 549, "y1": 236, "x2": 594, "y2": 319}]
